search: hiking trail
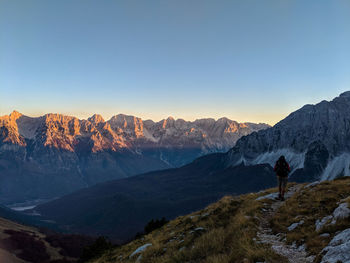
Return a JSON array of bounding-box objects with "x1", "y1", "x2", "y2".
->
[{"x1": 256, "y1": 185, "x2": 315, "y2": 263}]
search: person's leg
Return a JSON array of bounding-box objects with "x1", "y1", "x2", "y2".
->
[
  {"x1": 278, "y1": 176, "x2": 282, "y2": 199},
  {"x1": 281, "y1": 186, "x2": 285, "y2": 199},
  {"x1": 281, "y1": 178, "x2": 287, "y2": 200}
]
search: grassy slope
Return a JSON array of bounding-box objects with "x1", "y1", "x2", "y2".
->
[
  {"x1": 271, "y1": 177, "x2": 350, "y2": 262},
  {"x1": 90, "y1": 189, "x2": 285, "y2": 263},
  {"x1": 0, "y1": 216, "x2": 70, "y2": 263},
  {"x1": 0, "y1": 215, "x2": 96, "y2": 263},
  {"x1": 90, "y1": 177, "x2": 350, "y2": 263}
]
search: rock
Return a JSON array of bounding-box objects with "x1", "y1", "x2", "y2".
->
[
  {"x1": 256, "y1": 192, "x2": 279, "y2": 201},
  {"x1": 189, "y1": 227, "x2": 205, "y2": 234},
  {"x1": 306, "y1": 255, "x2": 316, "y2": 262},
  {"x1": 304, "y1": 181, "x2": 320, "y2": 188},
  {"x1": 320, "y1": 233, "x2": 330, "y2": 238},
  {"x1": 315, "y1": 215, "x2": 332, "y2": 232},
  {"x1": 179, "y1": 246, "x2": 185, "y2": 251},
  {"x1": 288, "y1": 220, "x2": 304, "y2": 231},
  {"x1": 315, "y1": 203, "x2": 350, "y2": 231},
  {"x1": 201, "y1": 212, "x2": 210, "y2": 218},
  {"x1": 321, "y1": 228, "x2": 350, "y2": 263},
  {"x1": 297, "y1": 243, "x2": 306, "y2": 252},
  {"x1": 339, "y1": 196, "x2": 350, "y2": 203},
  {"x1": 332, "y1": 202, "x2": 350, "y2": 222},
  {"x1": 129, "y1": 243, "x2": 152, "y2": 258}
]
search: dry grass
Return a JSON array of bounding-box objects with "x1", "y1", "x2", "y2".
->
[
  {"x1": 270, "y1": 177, "x2": 350, "y2": 259},
  {"x1": 92, "y1": 191, "x2": 286, "y2": 263},
  {"x1": 0, "y1": 216, "x2": 78, "y2": 263},
  {"x1": 91, "y1": 177, "x2": 350, "y2": 263}
]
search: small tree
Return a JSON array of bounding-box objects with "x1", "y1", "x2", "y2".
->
[
  {"x1": 79, "y1": 236, "x2": 113, "y2": 262},
  {"x1": 144, "y1": 217, "x2": 168, "y2": 234}
]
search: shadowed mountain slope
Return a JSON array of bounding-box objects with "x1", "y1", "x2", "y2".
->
[{"x1": 36, "y1": 154, "x2": 276, "y2": 242}]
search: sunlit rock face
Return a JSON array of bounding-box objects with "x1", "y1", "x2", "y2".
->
[
  {"x1": 226, "y1": 91, "x2": 350, "y2": 182},
  {"x1": 0, "y1": 111, "x2": 269, "y2": 203}
]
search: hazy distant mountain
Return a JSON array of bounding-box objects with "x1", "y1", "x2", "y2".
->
[
  {"x1": 0, "y1": 111, "x2": 268, "y2": 204},
  {"x1": 35, "y1": 91, "x2": 350, "y2": 241}
]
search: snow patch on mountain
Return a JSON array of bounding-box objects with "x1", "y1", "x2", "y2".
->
[
  {"x1": 321, "y1": 153, "x2": 350, "y2": 180},
  {"x1": 232, "y1": 149, "x2": 305, "y2": 172},
  {"x1": 252, "y1": 149, "x2": 305, "y2": 171},
  {"x1": 142, "y1": 127, "x2": 159, "y2": 143}
]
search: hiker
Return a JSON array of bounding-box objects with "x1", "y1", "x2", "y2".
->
[{"x1": 274, "y1": 155, "x2": 290, "y2": 201}]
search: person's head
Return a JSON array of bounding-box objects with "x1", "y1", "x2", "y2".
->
[{"x1": 278, "y1": 155, "x2": 286, "y2": 162}]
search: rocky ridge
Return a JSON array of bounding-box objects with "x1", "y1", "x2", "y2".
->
[
  {"x1": 226, "y1": 91, "x2": 350, "y2": 182},
  {"x1": 0, "y1": 111, "x2": 269, "y2": 163},
  {"x1": 0, "y1": 111, "x2": 268, "y2": 204}
]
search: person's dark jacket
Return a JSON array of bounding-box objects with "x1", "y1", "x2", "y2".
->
[{"x1": 274, "y1": 159, "x2": 291, "y2": 177}]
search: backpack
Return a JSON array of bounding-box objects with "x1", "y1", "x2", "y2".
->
[{"x1": 275, "y1": 160, "x2": 289, "y2": 177}]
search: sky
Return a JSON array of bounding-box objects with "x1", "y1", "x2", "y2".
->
[{"x1": 0, "y1": 0, "x2": 350, "y2": 125}]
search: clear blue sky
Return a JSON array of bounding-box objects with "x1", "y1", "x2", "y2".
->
[{"x1": 1, "y1": 0, "x2": 349, "y2": 125}]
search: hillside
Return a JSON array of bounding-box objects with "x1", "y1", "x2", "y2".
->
[
  {"x1": 90, "y1": 177, "x2": 350, "y2": 263},
  {"x1": 35, "y1": 154, "x2": 276, "y2": 242},
  {"x1": 0, "y1": 111, "x2": 268, "y2": 204},
  {"x1": 0, "y1": 215, "x2": 96, "y2": 263}
]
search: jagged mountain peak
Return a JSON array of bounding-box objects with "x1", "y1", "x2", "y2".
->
[
  {"x1": 227, "y1": 91, "x2": 350, "y2": 182},
  {"x1": 160, "y1": 116, "x2": 176, "y2": 129},
  {"x1": 194, "y1": 118, "x2": 216, "y2": 123},
  {"x1": 110, "y1": 113, "x2": 139, "y2": 120},
  {"x1": 0, "y1": 110, "x2": 23, "y2": 123},
  {"x1": 88, "y1": 114, "x2": 105, "y2": 123},
  {"x1": 216, "y1": 117, "x2": 233, "y2": 123},
  {"x1": 108, "y1": 114, "x2": 143, "y2": 136},
  {"x1": 9, "y1": 110, "x2": 23, "y2": 119},
  {"x1": 0, "y1": 110, "x2": 270, "y2": 203},
  {"x1": 112, "y1": 114, "x2": 143, "y2": 123},
  {"x1": 43, "y1": 113, "x2": 78, "y2": 123}
]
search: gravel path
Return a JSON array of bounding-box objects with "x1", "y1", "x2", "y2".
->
[{"x1": 256, "y1": 185, "x2": 315, "y2": 263}]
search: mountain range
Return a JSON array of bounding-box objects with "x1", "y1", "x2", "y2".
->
[
  {"x1": 0, "y1": 112, "x2": 268, "y2": 204},
  {"x1": 34, "y1": 91, "x2": 350, "y2": 242},
  {"x1": 226, "y1": 91, "x2": 350, "y2": 181}
]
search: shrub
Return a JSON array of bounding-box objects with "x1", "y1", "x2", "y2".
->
[
  {"x1": 79, "y1": 236, "x2": 113, "y2": 262},
  {"x1": 144, "y1": 217, "x2": 169, "y2": 234}
]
